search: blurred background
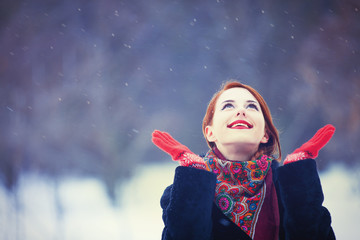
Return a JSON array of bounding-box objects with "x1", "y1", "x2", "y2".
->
[{"x1": 1, "y1": 0, "x2": 359, "y2": 239}]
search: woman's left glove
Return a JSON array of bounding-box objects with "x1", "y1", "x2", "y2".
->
[
  {"x1": 152, "y1": 130, "x2": 208, "y2": 170},
  {"x1": 284, "y1": 124, "x2": 335, "y2": 165}
]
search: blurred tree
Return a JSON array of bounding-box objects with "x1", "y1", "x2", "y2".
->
[{"x1": 0, "y1": 0, "x2": 359, "y2": 199}]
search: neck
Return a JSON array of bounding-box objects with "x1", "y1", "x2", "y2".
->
[{"x1": 216, "y1": 143, "x2": 258, "y2": 162}]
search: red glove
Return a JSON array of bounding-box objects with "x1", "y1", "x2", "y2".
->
[
  {"x1": 152, "y1": 130, "x2": 208, "y2": 170},
  {"x1": 284, "y1": 124, "x2": 335, "y2": 165}
]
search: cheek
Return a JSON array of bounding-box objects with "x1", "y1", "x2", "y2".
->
[
  {"x1": 253, "y1": 114, "x2": 266, "y2": 131},
  {"x1": 211, "y1": 119, "x2": 223, "y2": 134},
  {"x1": 212, "y1": 113, "x2": 225, "y2": 128},
  {"x1": 259, "y1": 118, "x2": 266, "y2": 128}
]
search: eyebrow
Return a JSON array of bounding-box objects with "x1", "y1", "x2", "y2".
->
[
  {"x1": 220, "y1": 99, "x2": 259, "y2": 105},
  {"x1": 246, "y1": 100, "x2": 259, "y2": 104},
  {"x1": 221, "y1": 100, "x2": 235, "y2": 104}
]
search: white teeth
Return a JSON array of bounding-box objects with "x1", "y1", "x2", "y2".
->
[{"x1": 233, "y1": 123, "x2": 248, "y2": 128}]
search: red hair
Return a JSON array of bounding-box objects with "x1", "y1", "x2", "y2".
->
[{"x1": 202, "y1": 81, "x2": 281, "y2": 161}]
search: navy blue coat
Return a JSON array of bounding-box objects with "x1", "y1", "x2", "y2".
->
[{"x1": 160, "y1": 159, "x2": 336, "y2": 240}]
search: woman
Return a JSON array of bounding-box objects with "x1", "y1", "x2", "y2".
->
[{"x1": 152, "y1": 81, "x2": 335, "y2": 240}]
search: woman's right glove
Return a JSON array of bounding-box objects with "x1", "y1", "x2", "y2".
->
[{"x1": 152, "y1": 130, "x2": 208, "y2": 171}]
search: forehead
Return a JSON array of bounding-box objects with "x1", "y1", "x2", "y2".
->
[{"x1": 217, "y1": 88, "x2": 257, "y2": 105}]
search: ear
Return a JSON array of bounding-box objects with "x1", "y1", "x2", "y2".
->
[
  {"x1": 205, "y1": 126, "x2": 217, "y2": 142},
  {"x1": 260, "y1": 131, "x2": 269, "y2": 144}
]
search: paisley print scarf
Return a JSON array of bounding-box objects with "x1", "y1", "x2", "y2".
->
[{"x1": 204, "y1": 148, "x2": 275, "y2": 239}]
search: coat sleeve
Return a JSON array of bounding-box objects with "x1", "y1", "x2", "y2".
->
[
  {"x1": 274, "y1": 159, "x2": 336, "y2": 240},
  {"x1": 160, "y1": 166, "x2": 217, "y2": 240}
]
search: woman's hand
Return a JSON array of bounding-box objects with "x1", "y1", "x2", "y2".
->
[
  {"x1": 152, "y1": 130, "x2": 208, "y2": 170},
  {"x1": 283, "y1": 124, "x2": 335, "y2": 165}
]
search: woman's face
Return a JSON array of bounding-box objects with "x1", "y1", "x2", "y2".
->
[{"x1": 205, "y1": 88, "x2": 269, "y2": 154}]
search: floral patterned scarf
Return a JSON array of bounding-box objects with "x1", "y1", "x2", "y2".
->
[{"x1": 204, "y1": 148, "x2": 279, "y2": 239}]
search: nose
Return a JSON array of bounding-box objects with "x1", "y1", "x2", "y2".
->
[{"x1": 236, "y1": 108, "x2": 246, "y2": 117}]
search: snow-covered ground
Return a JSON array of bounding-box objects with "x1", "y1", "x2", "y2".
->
[{"x1": 0, "y1": 162, "x2": 359, "y2": 240}]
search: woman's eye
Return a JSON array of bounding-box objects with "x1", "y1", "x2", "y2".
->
[
  {"x1": 221, "y1": 103, "x2": 234, "y2": 110},
  {"x1": 247, "y1": 103, "x2": 259, "y2": 111}
]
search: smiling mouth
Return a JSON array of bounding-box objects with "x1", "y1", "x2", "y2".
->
[{"x1": 228, "y1": 120, "x2": 253, "y2": 129}]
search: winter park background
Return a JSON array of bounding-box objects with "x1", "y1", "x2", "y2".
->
[{"x1": 1, "y1": 0, "x2": 360, "y2": 239}]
